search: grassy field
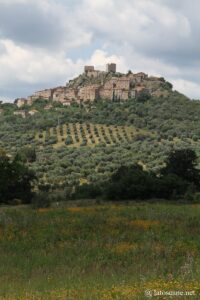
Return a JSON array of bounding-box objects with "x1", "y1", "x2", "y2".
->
[
  {"x1": 0, "y1": 203, "x2": 200, "y2": 299},
  {"x1": 35, "y1": 123, "x2": 151, "y2": 148}
]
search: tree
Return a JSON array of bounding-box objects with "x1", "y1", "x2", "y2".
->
[
  {"x1": 161, "y1": 149, "x2": 200, "y2": 187},
  {"x1": 105, "y1": 164, "x2": 155, "y2": 200},
  {"x1": 17, "y1": 146, "x2": 36, "y2": 163},
  {"x1": 65, "y1": 136, "x2": 73, "y2": 145},
  {"x1": 0, "y1": 153, "x2": 36, "y2": 204},
  {"x1": 137, "y1": 90, "x2": 151, "y2": 102}
]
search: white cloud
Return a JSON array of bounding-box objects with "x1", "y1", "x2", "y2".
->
[
  {"x1": 0, "y1": 39, "x2": 86, "y2": 98},
  {"x1": 0, "y1": 0, "x2": 200, "y2": 100},
  {"x1": 79, "y1": 0, "x2": 191, "y2": 52},
  {"x1": 171, "y1": 79, "x2": 200, "y2": 99},
  {"x1": 0, "y1": 0, "x2": 28, "y2": 3},
  {"x1": 88, "y1": 49, "x2": 126, "y2": 72}
]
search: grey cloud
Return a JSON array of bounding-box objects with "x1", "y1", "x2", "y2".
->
[
  {"x1": 0, "y1": 2, "x2": 66, "y2": 48},
  {"x1": 1, "y1": 0, "x2": 200, "y2": 100},
  {"x1": 79, "y1": 0, "x2": 200, "y2": 68}
]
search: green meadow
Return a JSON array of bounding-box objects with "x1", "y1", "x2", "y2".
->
[{"x1": 0, "y1": 202, "x2": 200, "y2": 299}]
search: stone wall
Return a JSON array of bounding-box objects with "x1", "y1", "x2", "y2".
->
[
  {"x1": 34, "y1": 89, "x2": 54, "y2": 100},
  {"x1": 78, "y1": 84, "x2": 100, "y2": 101}
]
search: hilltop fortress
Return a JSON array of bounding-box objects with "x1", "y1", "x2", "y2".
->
[{"x1": 15, "y1": 64, "x2": 172, "y2": 108}]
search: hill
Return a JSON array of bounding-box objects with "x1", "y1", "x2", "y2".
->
[{"x1": 1, "y1": 70, "x2": 200, "y2": 198}]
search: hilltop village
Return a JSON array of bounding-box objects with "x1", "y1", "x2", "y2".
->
[{"x1": 14, "y1": 63, "x2": 172, "y2": 115}]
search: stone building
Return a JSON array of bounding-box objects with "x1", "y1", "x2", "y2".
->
[
  {"x1": 106, "y1": 63, "x2": 116, "y2": 73},
  {"x1": 65, "y1": 88, "x2": 78, "y2": 101},
  {"x1": 24, "y1": 64, "x2": 158, "y2": 106},
  {"x1": 100, "y1": 77, "x2": 130, "y2": 101},
  {"x1": 33, "y1": 89, "x2": 54, "y2": 101},
  {"x1": 84, "y1": 66, "x2": 95, "y2": 72},
  {"x1": 14, "y1": 110, "x2": 28, "y2": 118},
  {"x1": 52, "y1": 87, "x2": 67, "y2": 102},
  {"x1": 128, "y1": 72, "x2": 148, "y2": 83},
  {"x1": 28, "y1": 109, "x2": 39, "y2": 116},
  {"x1": 27, "y1": 97, "x2": 34, "y2": 106},
  {"x1": 14, "y1": 98, "x2": 27, "y2": 108},
  {"x1": 62, "y1": 100, "x2": 71, "y2": 106},
  {"x1": 85, "y1": 70, "x2": 102, "y2": 78},
  {"x1": 44, "y1": 104, "x2": 53, "y2": 110},
  {"x1": 78, "y1": 84, "x2": 100, "y2": 102}
]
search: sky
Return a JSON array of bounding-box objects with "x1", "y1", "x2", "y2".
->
[{"x1": 0, "y1": 0, "x2": 200, "y2": 102}]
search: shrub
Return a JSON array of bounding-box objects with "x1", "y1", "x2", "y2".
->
[
  {"x1": 31, "y1": 191, "x2": 51, "y2": 208},
  {"x1": 72, "y1": 183, "x2": 102, "y2": 200},
  {"x1": 65, "y1": 136, "x2": 73, "y2": 145}
]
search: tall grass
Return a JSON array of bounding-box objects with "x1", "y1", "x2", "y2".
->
[{"x1": 0, "y1": 203, "x2": 200, "y2": 299}]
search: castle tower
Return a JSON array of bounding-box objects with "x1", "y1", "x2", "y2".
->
[
  {"x1": 84, "y1": 66, "x2": 95, "y2": 73},
  {"x1": 106, "y1": 63, "x2": 116, "y2": 73}
]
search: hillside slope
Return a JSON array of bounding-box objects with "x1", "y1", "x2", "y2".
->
[{"x1": 1, "y1": 88, "x2": 200, "y2": 193}]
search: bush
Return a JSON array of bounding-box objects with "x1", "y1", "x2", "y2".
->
[
  {"x1": 31, "y1": 192, "x2": 51, "y2": 208},
  {"x1": 0, "y1": 154, "x2": 36, "y2": 204},
  {"x1": 65, "y1": 136, "x2": 73, "y2": 145},
  {"x1": 72, "y1": 183, "x2": 102, "y2": 200}
]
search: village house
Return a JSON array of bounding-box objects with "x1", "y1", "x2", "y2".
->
[
  {"x1": 13, "y1": 110, "x2": 28, "y2": 118},
  {"x1": 28, "y1": 109, "x2": 39, "y2": 116},
  {"x1": 24, "y1": 64, "x2": 155, "y2": 106},
  {"x1": 44, "y1": 104, "x2": 53, "y2": 110},
  {"x1": 27, "y1": 97, "x2": 34, "y2": 106},
  {"x1": 14, "y1": 98, "x2": 27, "y2": 108},
  {"x1": 52, "y1": 87, "x2": 66, "y2": 101},
  {"x1": 78, "y1": 84, "x2": 100, "y2": 102},
  {"x1": 33, "y1": 88, "x2": 55, "y2": 101},
  {"x1": 62, "y1": 100, "x2": 71, "y2": 106}
]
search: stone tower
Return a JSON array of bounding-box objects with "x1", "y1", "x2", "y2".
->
[
  {"x1": 84, "y1": 66, "x2": 95, "y2": 73},
  {"x1": 106, "y1": 63, "x2": 116, "y2": 73}
]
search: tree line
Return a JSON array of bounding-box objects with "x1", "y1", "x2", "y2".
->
[
  {"x1": 72, "y1": 149, "x2": 200, "y2": 201},
  {"x1": 0, "y1": 148, "x2": 200, "y2": 205}
]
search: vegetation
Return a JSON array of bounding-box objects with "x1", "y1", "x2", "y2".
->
[
  {"x1": 71, "y1": 149, "x2": 200, "y2": 201},
  {"x1": 35, "y1": 122, "x2": 149, "y2": 147},
  {"x1": 0, "y1": 151, "x2": 36, "y2": 204},
  {"x1": 1, "y1": 83, "x2": 200, "y2": 299},
  {"x1": 0, "y1": 203, "x2": 200, "y2": 299},
  {"x1": 1, "y1": 89, "x2": 200, "y2": 197}
]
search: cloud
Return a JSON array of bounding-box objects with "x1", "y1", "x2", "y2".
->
[
  {"x1": 0, "y1": 0, "x2": 200, "y2": 100},
  {"x1": 79, "y1": 0, "x2": 192, "y2": 64},
  {"x1": 0, "y1": 38, "x2": 87, "y2": 99},
  {"x1": 171, "y1": 79, "x2": 200, "y2": 99},
  {"x1": 88, "y1": 49, "x2": 126, "y2": 72},
  {"x1": 0, "y1": 0, "x2": 91, "y2": 50}
]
